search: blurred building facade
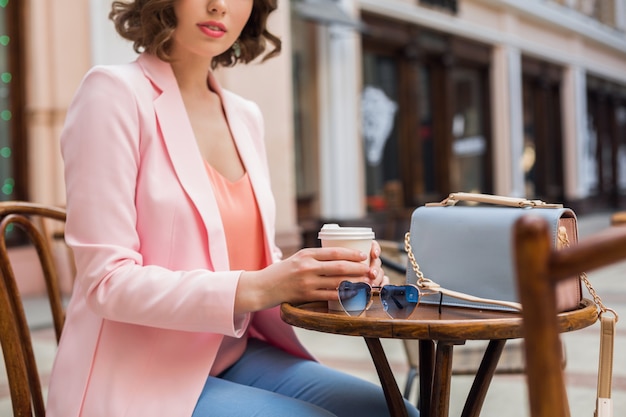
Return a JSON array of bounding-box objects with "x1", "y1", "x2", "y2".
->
[
  {"x1": 290, "y1": 0, "x2": 626, "y2": 244},
  {"x1": 3, "y1": 0, "x2": 626, "y2": 252}
]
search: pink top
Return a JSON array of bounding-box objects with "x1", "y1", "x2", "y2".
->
[{"x1": 204, "y1": 161, "x2": 267, "y2": 375}]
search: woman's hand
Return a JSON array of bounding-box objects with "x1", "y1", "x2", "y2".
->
[
  {"x1": 368, "y1": 240, "x2": 387, "y2": 288},
  {"x1": 235, "y1": 242, "x2": 385, "y2": 314}
]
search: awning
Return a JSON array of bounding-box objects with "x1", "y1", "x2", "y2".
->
[{"x1": 291, "y1": 0, "x2": 364, "y2": 30}]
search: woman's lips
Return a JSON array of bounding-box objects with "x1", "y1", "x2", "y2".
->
[{"x1": 198, "y1": 21, "x2": 226, "y2": 38}]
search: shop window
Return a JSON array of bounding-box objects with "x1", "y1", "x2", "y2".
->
[
  {"x1": 521, "y1": 58, "x2": 564, "y2": 202},
  {"x1": 554, "y1": 0, "x2": 622, "y2": 29},
  {"x1": 362, "y1": 52, "x2": 400, "y2": 213},
  {"x1": 291, "y1": 20, "x2": 319, "y2": 202},
  {"x1": 419, "y1": 0, "x2": 458, "y2": 14},
  {"x1": 361, "y1": 14, "x2": 493, "y2": 214},
  {"x1": 586, "y1": 77, "x2": 626, "y2": 207},
  {"x1": 417, "y1": 65, "x2": 436, "y2": 198},
  {"x1": 290, "y1": 12, "x2": 323, "y2": 249},
  {"x1": 449, "y1": 67, "x2": 489, "y2": 194}
]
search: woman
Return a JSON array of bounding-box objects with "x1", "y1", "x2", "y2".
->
[{"x1": 47, "y1": 0, "x2": 420, "y2": 416}]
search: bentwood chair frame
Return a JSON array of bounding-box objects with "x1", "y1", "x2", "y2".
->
[
  {"x1": 0, "y1": 201, "x2": 68, "y2": 417},
  {"x1": 513, "y1": 214, "x2": 626, "y2": 417}
]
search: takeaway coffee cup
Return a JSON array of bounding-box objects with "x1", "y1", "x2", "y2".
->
[{"x1": 318, "y1": 224, "x2": 375, "y2": 311}]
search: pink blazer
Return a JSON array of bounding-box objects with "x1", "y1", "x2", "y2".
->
[{"x1": 47, "y1": 53, "x2": 313, "y2": 417}]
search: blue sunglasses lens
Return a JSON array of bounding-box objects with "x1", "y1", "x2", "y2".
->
[
  {"x1": 338, "y1": 281, "x2": 371, "y2": 316},
  {"x1": 380, "y1": 285, "x2": 419, "y2": 319}
]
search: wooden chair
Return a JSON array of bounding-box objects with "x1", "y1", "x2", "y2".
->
[
  {"x1": 0, "y1": 201, "x2": 68, "y2": 417},
  {"x1": 513, "y1": 214, "x2": 626, "y2": 417}
]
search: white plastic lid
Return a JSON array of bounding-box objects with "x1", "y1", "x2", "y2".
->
[{"x1": 318, "y1": 224, "x2": 375, "y2": 240}]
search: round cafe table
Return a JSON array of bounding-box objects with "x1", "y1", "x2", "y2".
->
[{"x1": 280, "y1": 297, "x2": 597, "y2": 417}]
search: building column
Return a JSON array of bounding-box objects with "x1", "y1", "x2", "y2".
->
[
  {"x1": 491, "y1": 44, "x2": 523, "y2": 197},
  {"x1": 507, "y1": 47, "x2": 524, "y2": 198},
  {"x1": 562, "y1": 65, "x2": 590, "y2": 199},
  {"x1": 318, "y1": 1, "x2": 364, "y2": 220},
  {"x1": 617, "y1": 0, "x2": 626, "y2": 31}
]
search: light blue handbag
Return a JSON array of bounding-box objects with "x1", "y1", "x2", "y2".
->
[{"x1": 405, "y1": 193, "x2": 582, "y2": 312}]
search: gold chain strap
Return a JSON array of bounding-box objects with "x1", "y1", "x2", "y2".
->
[
  {"x1": 558, "y1": 227, "x2": 619, "y2": 322},
  {"x1": 404, "y1": 232, "x2": 436, "y2": 289},
  {"x1": 404, "y1": 233, "x2": 420, "y2": 280}
]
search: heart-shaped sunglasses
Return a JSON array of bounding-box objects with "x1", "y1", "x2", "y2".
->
[{"x1": 337, "y1": 281, "x2": 421, "y2": 319}]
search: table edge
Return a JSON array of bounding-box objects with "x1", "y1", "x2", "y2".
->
[{"x1": 280, "y1": 298, "x2": 598, "y2": 340}]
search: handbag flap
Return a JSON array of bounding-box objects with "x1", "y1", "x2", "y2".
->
[{"x1": 406, "y1": 205, "x2": 580, "y2": 312}]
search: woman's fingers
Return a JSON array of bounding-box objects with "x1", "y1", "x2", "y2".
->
[
  {"x1": 290, "y1": 247, "x2": 370, "y2": 277},
  {"x1": 367, "y1": 240, "x2": 384, "y2": 285},
  {"x1": 370, "y1": 240, "x2": 381, "y2": 260},
  {"x1": 309, "y1": 246, "x2": 368, "y2": 263}
]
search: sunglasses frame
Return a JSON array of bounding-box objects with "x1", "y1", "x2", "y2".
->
[{"x1": 337, "y1": 281, "x2": 421, "y2": 319}]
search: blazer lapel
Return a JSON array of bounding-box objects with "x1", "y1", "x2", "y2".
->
[{"x1": 137, "y1": 54, "x2": 230, "y2": 271}]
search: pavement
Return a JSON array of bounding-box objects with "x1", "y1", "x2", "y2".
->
[{"x1": 1, "y1": 212, "x2": 625, "y2": 416}]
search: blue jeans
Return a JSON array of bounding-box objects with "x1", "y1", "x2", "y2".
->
[{"x1": 191, "y1": 338, "x2": 419, "y2": 417}]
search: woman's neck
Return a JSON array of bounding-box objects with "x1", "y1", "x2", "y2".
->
[{"x1": 169, "y1": 52, "x2": 214, "y2": 94}]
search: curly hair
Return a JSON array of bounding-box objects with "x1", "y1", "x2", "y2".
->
[{"x1": 109, "y1": 0, "x2": 281, "y2": 69}]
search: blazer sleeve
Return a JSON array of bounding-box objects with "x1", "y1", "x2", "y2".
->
[{"x1": 61, "y1": 66, "x2": 250, "y2": 336}]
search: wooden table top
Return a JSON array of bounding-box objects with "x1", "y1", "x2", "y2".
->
[{"x1": 281, "y1": 297, "x2": 598, "y2": 341}]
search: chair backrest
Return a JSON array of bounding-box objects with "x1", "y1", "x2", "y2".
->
[
  {"x1": 513, "y1": 214, "x2": 626, "y2": 417},
  {"x1": 0, "y1": 201, "x2": 68, "y2": 417}
]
